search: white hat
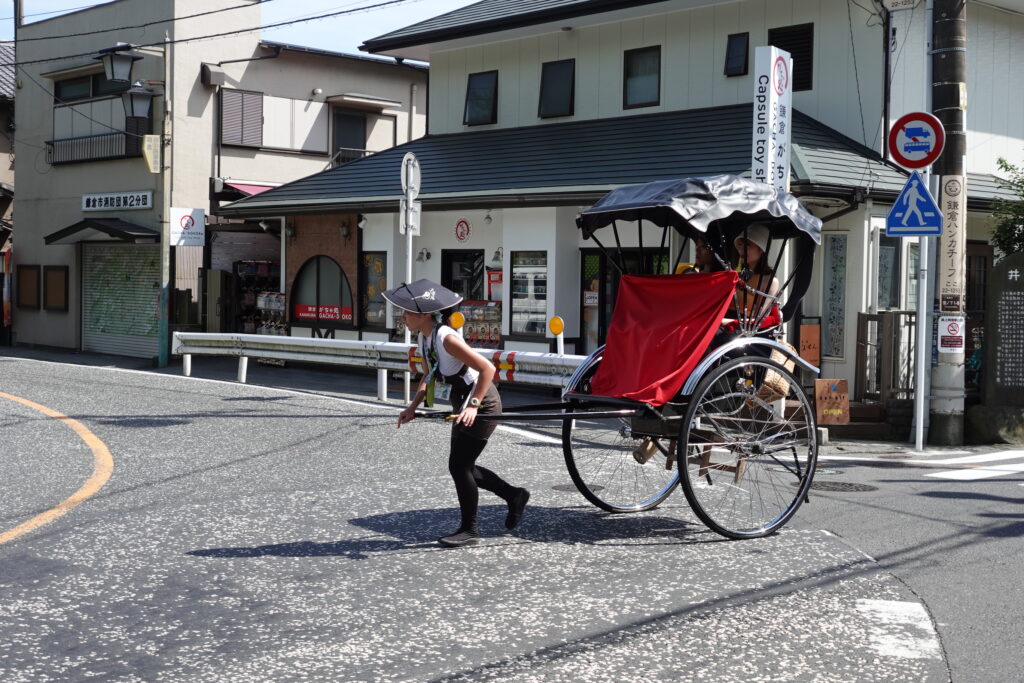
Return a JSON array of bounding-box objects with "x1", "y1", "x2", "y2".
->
[{"x1": 734, "y1": 223, "x2": 770, "y2": 253}]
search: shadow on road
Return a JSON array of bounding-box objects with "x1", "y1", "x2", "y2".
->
[{"x1": 186, "y1": 504, "x2": 716, "y2": 560}]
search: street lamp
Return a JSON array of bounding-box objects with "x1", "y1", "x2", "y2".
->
[
  {"x1": 94, "y1": 43, "x2": 142, "y2": 83},
  {"x1": 121, "y1": 81, "x2": 154, "y2": 118}
]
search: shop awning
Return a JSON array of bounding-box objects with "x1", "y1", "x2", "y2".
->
[
  {"x1": 44, "y1": 218, "x2": 160, "y2": 245},
  {"x1": 225, "y1": 182, "x2": 278, "y2": 196}
]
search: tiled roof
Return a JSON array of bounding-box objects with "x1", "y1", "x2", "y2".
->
[
  {"x1": 0, "y1": 42, "x2": 15, "y2": 99},
  {"x1": 219, "y1": 104, "x2": 911, "y2": 217},
  {"x1": 361, "y1": 0, "x2": 665, "y2": 53}
]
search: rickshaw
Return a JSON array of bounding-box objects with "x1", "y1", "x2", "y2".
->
[{"x1": 425, "y1": 174, "x2": 823, "y2": 540}]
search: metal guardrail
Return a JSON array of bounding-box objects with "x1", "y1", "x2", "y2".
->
[{"x1": 172, "y1": 332, "x2": 586, "y2": 400}]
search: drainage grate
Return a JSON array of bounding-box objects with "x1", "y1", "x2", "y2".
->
[{"x1": 806, "y1": 481, "x2": 878, "y2": 492}]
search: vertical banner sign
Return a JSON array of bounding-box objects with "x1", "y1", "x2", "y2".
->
[
  {"x1": 142, "y1": 135, "x2": 162, "y2": 174},
  {"x1": 752, "y1": 46, "x2": 793, "y2": 193},
  {"x1": 938, "y1": 176, "x2": 966, "y2": 312},
  {"x1": 169, "y1": 207, "x2": 206, "y2": 247}
]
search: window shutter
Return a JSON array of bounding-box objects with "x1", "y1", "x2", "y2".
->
[
  {"x1": 242, "y1": 92, "x2": 263, "y2": 147},
  {"x1": 768, "y1": 23, "x2": 814, "y2": 91},
  {"x1": 221, "y1": 89, "x2": 243, "y2": 145}
]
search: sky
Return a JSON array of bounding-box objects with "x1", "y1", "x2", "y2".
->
[{"x1": 0, "y1": 0, "x2": 480, "y2": 55}]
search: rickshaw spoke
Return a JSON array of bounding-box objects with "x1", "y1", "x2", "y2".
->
[{"x1": 679, "y1": 356, "x2": 818, "y2": 539}]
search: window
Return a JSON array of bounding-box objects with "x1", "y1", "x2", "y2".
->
[
  {"x1": 877, "y1": 235, "x2": 902, "y2": 310},
  {"x1": 822, "y1": 234, "x2": 847, "y2": 358},
  {"x1": 441, "y1": 250, "x2": 485, "y2": 301},
  {"x1": 768, "y1": 23, "x2": 814, "y2": 91},
  {"x1": 16, "y1": 265, "x2": 40, "y2": 309},
  {"x1": 623, "y1": 46, "x2": 660, "y2": 109},
  {"x1": 907, "y1": 244, "x2": 919, "y2": 310},
  {"x1": 463, "y1": 71, "x2": 498, "y2": 126},
  {"x1": 290, "y1": 256, "x2": 353, "y2": 327},
  {"x1": 43, "y1": 266, "x2": 69, "y2": 312},
  {"x1": 360, "y1": 252, "x2": 387, "y2": 328},
  {"x1": 333, "y1": 110, "x2": 368, "y2": 164},
  {"x1": 53, "y1": 73, "x2": 128, "y2": 103},
  {"x1": 539, "y1": 59, "x2": 575, "y2": 118},
  {"x1": 220, "y1": 89, "x2": 264, "y2": 147},
  {"x1": 510, "y1": 251, "x2": 547, "y2": 335},
  {"x1": 724, "y1": 33, "x2": 749, "y2": 77}
]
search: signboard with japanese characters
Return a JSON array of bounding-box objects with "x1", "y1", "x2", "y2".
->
[
  {"x1": 169, "y1": 207, "x2": 206, "y2": 247},
  {"x1": 985, "y1": 253, "x2": 1024, "y2": 406},
  {"x1": 937, "y1": 315, "x2": 965, "y2": 354},
  {"x1": 938, "y1": 176, "x2": 966, "y2": 312},
  {"x1": 82, "y1": 191, "x2": 153, "y2": 212},
  {"x1": 751, "y1": 46, "x2": 793, "y2": 193}
]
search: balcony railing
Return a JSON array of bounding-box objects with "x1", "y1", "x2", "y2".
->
[
  {"x1": 45, "y1": 131, "x2": 142, "y2": 165},
  {"x1": 327, "y1": 147, "x2": 371, "y2": 168}
]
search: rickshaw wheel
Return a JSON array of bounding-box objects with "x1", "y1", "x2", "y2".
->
[
  {"x1": 561, "y1": 359, "x2": 680, "y2": 513},
  {"x1": 678, "y1": 355, "x2": 817, "y2": 539}
]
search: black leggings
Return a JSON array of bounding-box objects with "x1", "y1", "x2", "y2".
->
[{"x1": 447, "y1": 383, "x2": 515, "y2": 532}]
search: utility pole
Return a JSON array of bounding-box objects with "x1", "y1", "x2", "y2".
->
[{"x1": 929, "y1": 0, "x2": 968, "y2": 445}]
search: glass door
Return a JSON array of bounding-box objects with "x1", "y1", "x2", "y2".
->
[
  {"x1": 441, "y1": 250, "x2": 485, "y2": 302},
  {"x1": 579, "y1": 248, "x2": 668, "y2": 356}
]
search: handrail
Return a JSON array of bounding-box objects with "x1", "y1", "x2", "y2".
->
[{"x1": 172, "y1": 331, "x2": 587, "y2": 400}]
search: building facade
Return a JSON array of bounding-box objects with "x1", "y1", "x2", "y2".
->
[
  {"x1": 220, "y1": 1, "x2": 1022, "y2": 396},
  {"x1": 11, "y1": 0, "x2": 426, "y2": 358}
]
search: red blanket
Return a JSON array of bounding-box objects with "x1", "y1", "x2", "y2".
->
[{"x1": 590, "y1": 271, "x2": 739, "y2": 405}]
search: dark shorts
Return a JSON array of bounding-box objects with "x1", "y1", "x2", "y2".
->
[{"x1": 449, "y1": 381, "x2": 502, "y2": 441}]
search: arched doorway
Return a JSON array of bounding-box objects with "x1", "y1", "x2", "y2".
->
[{"x1": 291, "y1": 255, "x2": 354, "y2": 338}]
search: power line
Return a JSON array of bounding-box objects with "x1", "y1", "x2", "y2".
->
[
  {"x1": 0, "y1": 0, "x2": 416, "y2": 68},
  {"x1": 14, "y1": 0, "x2": 278, "y2": 43},
  {"x1": 0, "y1": 2, "x2": 100, "y2": 21}
]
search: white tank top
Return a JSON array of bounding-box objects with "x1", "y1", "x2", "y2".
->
[{"x1": 419, "y1": 325, "x2": 479, "y2": 383}]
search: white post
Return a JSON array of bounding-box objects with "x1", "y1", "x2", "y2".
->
[
  {"x1": 404, "y1": 225, "x2": 412, "y2": 404},
  {"x1": 237, "y1": 356, "x2": 248, "y2": 383},
  {"x1": 182, "y1": 353, "x2": 192, "y2": 377},
  {"x1": 378, "y1": 369, "x2": 388, "y2": 401},
  {"x1": 556, "y1": 331, "x2": 564, "y2": 356},
  {"x1": 914, "y1": 233, "x2": 929, "y2": 451}
]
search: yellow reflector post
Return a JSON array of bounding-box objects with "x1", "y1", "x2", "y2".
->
[
  {"x1": 450, "y1": 311, "x2": 465, "y2": 329},
  {"x1": 549, "y1": 315, "x2": 564, "y2": 336}
]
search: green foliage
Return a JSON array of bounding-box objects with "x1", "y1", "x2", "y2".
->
[{"x1": 990, "y1": 157, "x2": 1024, "y2": 259}]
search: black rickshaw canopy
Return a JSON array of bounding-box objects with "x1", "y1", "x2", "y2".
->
[{"x1": 576, "y1": 174, "x2": 822, "y2": 244}]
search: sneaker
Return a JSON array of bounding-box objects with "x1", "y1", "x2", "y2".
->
[
  {"x1": 505, "y1": 488, "x2": 531, "y2": 530},
  {"x1": 438, "y1": 530, "x2": 480, "y2": 548}
]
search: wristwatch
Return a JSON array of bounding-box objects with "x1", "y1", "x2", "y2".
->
[{"x1": 468, "y1": 397, "x2": 482, "y2": 408}]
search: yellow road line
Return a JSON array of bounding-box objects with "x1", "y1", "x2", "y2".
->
[{"x1": 0, "y1": 392, "x2": 114, "y2": 545}]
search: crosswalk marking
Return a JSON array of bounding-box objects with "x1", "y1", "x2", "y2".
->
[
  {"x1": 925, "y1": 450, "x2": 1024, "y2": 466},
  {"x1": 926, "y1": 461, "x2": 1024, "y2": 481}
]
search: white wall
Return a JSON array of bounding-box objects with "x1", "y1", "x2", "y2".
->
[
  {"x1": 428, "y1": 0, "x2": 885, "y2": 151},
  {"x1": 888, "y1": 2, "x2": 1024, "y2": 175}
]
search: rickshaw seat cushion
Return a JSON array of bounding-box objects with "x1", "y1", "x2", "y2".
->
[{"x1": 590, "y1": 271, "x2": 739, "y2": 406}]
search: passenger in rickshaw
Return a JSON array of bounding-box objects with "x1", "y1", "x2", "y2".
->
[
  {"x1": 725, "y1": 223, "x2": 781, "y2": 330},
  {"x1": 676, "y1": 235, "x2": 722, "y2": 274}
]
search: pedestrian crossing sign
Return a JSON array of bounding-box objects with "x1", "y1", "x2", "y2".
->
[{"x1": 886, "y1": 171, "x2": 943, "y2": 236}]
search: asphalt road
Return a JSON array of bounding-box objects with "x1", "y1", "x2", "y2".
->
[{"x1": 1, "y1": 351, "x2": 1019, "y2": 682}]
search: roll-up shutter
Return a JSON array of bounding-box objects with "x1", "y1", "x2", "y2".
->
[{"x1": 82, "y1": 244, "x2": 160, "y2": 358}]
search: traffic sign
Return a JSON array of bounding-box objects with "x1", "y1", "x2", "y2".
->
[
  {"x1": 888, "y1": 112, "x2": 945, "y2": 169},
  {"x1": 401, "y1": 152, "x2": 421, "y2": 198},
  {"x1": 886, "y1": 170, "x2": 942, "y2": 236},
  {"x1": 399, "y1": 198, "x2": 421, "y2": 236}
]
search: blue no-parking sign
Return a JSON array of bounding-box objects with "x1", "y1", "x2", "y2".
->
[{"x1": 886, "y1": 171, "x2": 943, "y2": 236}]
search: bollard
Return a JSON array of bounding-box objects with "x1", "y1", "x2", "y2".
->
[
  {"x1": 549, "y1": 316, "x2": 565, "y2": 355},
  {"x1": 378, "y1": 369, "x2": 388, "y2": 401},
  {"x1": 183, "y1": 354, "x2": 192, "y2": 377},
  {"x1": 237, "y1": 356, "x2": 248, "y2": 383}
]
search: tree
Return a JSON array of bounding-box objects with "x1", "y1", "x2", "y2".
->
[{"x1": 990, "y1": 157, "x2": 1024, "y2": 259}]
